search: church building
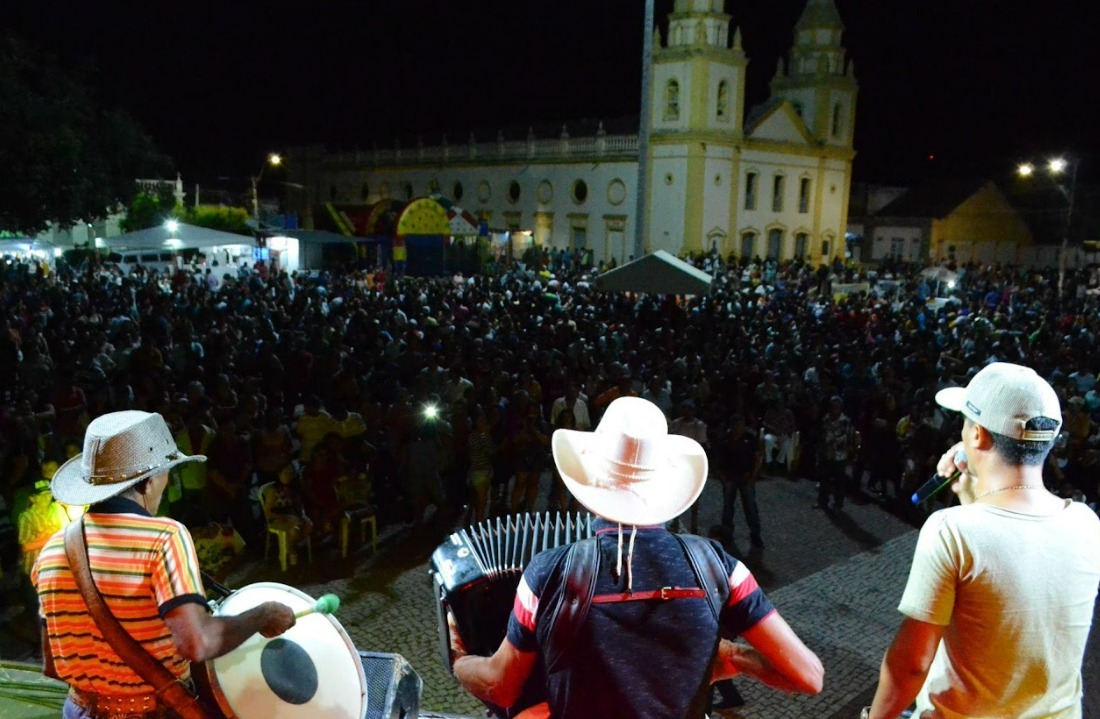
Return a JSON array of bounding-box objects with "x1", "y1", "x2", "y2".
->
[{"x1": 287, "y1": 0, "x2": 857, "y2": 266}]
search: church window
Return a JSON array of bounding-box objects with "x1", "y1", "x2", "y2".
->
[
  {"x1": 740, "y1": 231, "x2": 756, "y2": 259},
  {"x1": 744, "y1": 172, "x2": 758, "y2": 210},
  {"x1": 453, "y1": 181, "x2": 464, "y2": 201},
  {"x1": 716, "y1": 80, "x2": 729, "y2": 121},
  {"x1": 795, "y1": 232, "x2": 809, "y2": 259},
  {"x1": 799, "y1": 178, "x2": 811, "y2": 213},
  {"x1": 508, "y1": 180, "x2": 521, "y2": 204},
  {"x1": 767, "y1": 228, "x2": 783, "y2": 259},
  {"x1": 792, "y1": 102, "x2": 803, "y2": 118},
  {"x1": 404, "y1": 182, "x2": 414, "y2": 200},
  {"x1": 664, "y1": 80, "x2": 680, "y2": 121},
  {"x1": 831, "y1": 102, "x2": 843, "y2": 138},
  {"x1": 772, "y1": 175, "x2": 785, "y2": 212},
  {"x1": 361, "y1": 182, "x2": 370, "y2": 201},
  {"x1": 572, "y1": 179, "x2": 588, "y2": 204}
]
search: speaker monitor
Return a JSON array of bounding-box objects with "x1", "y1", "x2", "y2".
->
[{"x1": 359, "y1": 651, "x2": 422, "y2": 719}]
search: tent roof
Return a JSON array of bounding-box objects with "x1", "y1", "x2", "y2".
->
[
  {"x1": 106, "y1": 223, "x2": 254, "y2": 252},
  {"x1": 594, "y1": 250, "x2": 712, "y2": 295}
]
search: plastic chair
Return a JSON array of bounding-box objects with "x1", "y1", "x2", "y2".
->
[
  {"x1": 335, "y1": 476, "x2": 377, "y2": 558},
  {"x1": 258, "y1": 482, "x2": 312, "y2": 572}
]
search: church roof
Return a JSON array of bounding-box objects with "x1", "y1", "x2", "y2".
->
[
  {"x1": 744, "y1": 97, "x2": 787, "y2": 131},
  {"x1": 873, "y1": 178, "x2": 991, "y2": 220},
  {"x1": 796, "y1": 0, "x2": 844, "y2": 31}
]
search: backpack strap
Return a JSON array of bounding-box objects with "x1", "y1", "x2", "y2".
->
[
  {"x1": 542, "y1": 537, "x2": 599, "y2": 675},
  {"x1": 672, "y1": 534, "x2": 730, "y2": 623}
]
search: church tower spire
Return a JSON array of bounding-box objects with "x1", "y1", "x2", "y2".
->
[{"x1": 770, "y1": 0, "x2": 857, "y2": 147}]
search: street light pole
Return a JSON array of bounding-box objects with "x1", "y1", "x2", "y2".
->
[
  {"x1": 252, "y1": 153, "x2": 282, "y2": 225},
  {"x1": 1018, "y1": 156, "x2": 1080, "y2": 305},
  {"x1": 1056, "y1": 158, "x2": 1079, "y2": 304}
]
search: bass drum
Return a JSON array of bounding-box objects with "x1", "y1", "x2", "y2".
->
[{"x1": 198, "y1": 582, "x2": 367, "y2": 719}]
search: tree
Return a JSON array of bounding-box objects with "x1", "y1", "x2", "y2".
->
[
  {"x1": 0, "y1": 36, "x2": 173, "y2": 236},
  {"x1": 120, "y1": 186, "x2": 181, "y2": 233},
  {"x1": 186, "y1": 205, "x2": 251, "y2": 235}
]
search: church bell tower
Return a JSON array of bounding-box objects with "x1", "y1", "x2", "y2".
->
[{"x1": 646, "y1": 0, "x2": 747, "y2": 255}]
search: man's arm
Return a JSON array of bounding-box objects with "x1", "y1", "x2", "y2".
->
[
  {"x1": 867, "y1": 616, "x2": 944, "y2": 719},
  {"x1": 451, "y1": 633, "x2": 538, "y2": 709},
  {"x1": 163, "y1": 601, "x2": 295, "y2": 664},
  {"x1": 739, "y1": 612, "x2": 824, "y2": 694}
]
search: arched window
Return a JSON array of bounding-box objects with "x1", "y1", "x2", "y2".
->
[
  {"x1": 831, "y1": 102, "x2": 843, "y2": 138},
  {"x1": 798, "y1": 178, "x2": 811, "y2": 213},
  {"x1": 716, "y1": 80, "x2": 729, "y2": 121},
  {"x1": 772, "y1": 174, "x2": 785, "y2": 212},
  {"x1": 744, "y1": 172, "x2": 758, "y2": 210},
  {"x1": 740, "y1": 231, "x2": 756, "y2": 259},
  {"x1": 664, "y1": 79, "x2": 680, "y2": 121}
]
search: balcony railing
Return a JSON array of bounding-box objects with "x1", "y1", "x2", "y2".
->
[{"x1": 327, "y1": 132, "x2": 640, "y2": 168}]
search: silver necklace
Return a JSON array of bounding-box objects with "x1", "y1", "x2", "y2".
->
[{"x1": 974, "y1": 484, "x2": 1044, "y2": 501}]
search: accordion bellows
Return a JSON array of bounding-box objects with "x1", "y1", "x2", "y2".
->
[{"x1": 431, "y1": 512, "x2": 594, "y2": 716}]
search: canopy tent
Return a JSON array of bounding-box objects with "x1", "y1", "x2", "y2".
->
[
  {"x1": 594, "y1": 250, "x2": 712, "y2": 295},
  {"x1": 105, "y1": 222, "x2": 254, "y2": 252}
]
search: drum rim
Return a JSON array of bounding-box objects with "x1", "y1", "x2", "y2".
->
[{"x1": 203, "y1": 582, "x2": 366, "y2": 719}]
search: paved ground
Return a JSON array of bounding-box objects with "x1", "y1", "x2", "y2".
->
[{"x1": 3, "y1": 470, "x2": 1098, "y2": 719}]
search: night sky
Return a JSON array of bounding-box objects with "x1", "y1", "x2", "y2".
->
[{"x1": 8, "y1": 0, "x2": 1100, "y2": 186}]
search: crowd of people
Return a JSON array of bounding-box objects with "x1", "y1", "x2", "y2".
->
[{"x1": 3, "y1": 247, "x2": 1100, "y2": 591}]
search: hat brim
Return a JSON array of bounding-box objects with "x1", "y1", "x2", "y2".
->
[
  {"x1": 50, "y1": 452, "x2": 207, "y2": 506},
  {"x1": 935, "y1": 387, "x2": 967, "y2": 414},
  {"x1": 552, "y1": 428, "x2": 707, "y2": 526}
]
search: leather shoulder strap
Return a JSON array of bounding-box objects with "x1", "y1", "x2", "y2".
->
[
  {"x1": 673, "y1": 534, "x2": 730, "y2": 623},
  {"x1": 64, "y1": 520, "x2": 214, "y2": 719},
  {"x1": 542, "y1": 536, "x2": 599, "y2": 674}
]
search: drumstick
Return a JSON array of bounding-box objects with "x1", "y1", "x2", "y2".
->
[{"x1": 294, "y1": 593, "x2": 341, "y2": 619}]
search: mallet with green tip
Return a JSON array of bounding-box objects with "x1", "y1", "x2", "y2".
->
[{"x1": 294, "y1": 593, "x2": 341, "y2": 618}]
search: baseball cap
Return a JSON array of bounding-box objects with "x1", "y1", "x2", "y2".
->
[{"x1": 935, "y1": 362, "x2": 1061, "y2": 441}]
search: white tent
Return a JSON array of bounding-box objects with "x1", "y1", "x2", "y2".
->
[
  {"x1": 105, "y1": 222, "x2": 255, "y2": 253},
  {"x1": 103, "y1": 222, "x2": 255, "y2": 278},
  {"x1": 594, "y1": 250, "x2": 713, "y2": 295}
]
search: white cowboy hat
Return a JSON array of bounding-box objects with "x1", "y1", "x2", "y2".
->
[
  {"x1": 51, "y1": 411, "x2": 207, "y2": 506},
  {"x1": 552, "y1": 396, "x2": 707, "y2": 525}
]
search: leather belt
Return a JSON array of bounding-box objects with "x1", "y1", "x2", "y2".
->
[
  {"x1": 68, "y1": 685, "x2": 165, "y2": 719},
  {"x1": 591, "y1": 586, "x2": 707, "y2": 603}
]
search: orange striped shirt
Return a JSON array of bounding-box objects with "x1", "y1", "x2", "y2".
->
[{"x1": 31, "y1": 496, "x2": 206, "y2": 695}]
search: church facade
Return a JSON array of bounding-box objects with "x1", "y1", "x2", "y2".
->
[{"x1": 287, "y1": 0, "x2": 857, "y2": 266}]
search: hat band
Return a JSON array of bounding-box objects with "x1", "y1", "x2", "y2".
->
[{"x1": 87, "y1": 452, "x2": 180, "y2": 486}]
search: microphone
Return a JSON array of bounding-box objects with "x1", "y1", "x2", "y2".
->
[{"x1": 911, "y1": 449, "x2": 967, "y2": 505}]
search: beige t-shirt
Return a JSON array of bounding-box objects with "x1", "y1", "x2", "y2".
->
[{"x1": 900, "y1": 500, "x2": 1100, "y2": 719}]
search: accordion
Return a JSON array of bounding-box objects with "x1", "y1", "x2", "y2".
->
[{"x1": 430, "y1": 511, "x2": 594, "y2": 717}]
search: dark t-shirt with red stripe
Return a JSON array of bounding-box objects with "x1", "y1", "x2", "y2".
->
[{"x1": 507, "y1": 521, "x2": 775, "y2": 719}]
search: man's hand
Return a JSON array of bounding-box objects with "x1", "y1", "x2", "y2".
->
[
  {"x1": 257, "y1": 602, "x2": 296, "y2": 638},
  {"x1": 447, "y1": 609, "x2": 468, "y2": 661},
  {"x1": 935, "y1": 441, "x2": 968, "y2": 478}
]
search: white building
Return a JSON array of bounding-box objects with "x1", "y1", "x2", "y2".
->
[{"x1": 287, "y1": 0, "x2": 857, "y2": 266}]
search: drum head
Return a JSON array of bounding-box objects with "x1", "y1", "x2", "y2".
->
[{"x1": 207, "y1": 582, "x2": 366, "y2": 719}]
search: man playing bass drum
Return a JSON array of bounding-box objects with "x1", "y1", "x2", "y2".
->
[{"x1": 33, "y1": 411, "x2": 296, "y2": 719}]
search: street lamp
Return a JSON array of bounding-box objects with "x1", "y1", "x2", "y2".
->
[
  {"x1": 1017, "y1": 155, "x2": 1079, "y2": 304},
  {"x1": 165, "y1": 219, "x2": 180, "y2": 234},
  {"x1": 251, "y1": 153, "x2": 282, "y2": 223}
]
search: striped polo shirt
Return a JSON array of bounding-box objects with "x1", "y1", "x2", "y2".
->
[{"x1": 31, "y1": 496, "x2": 207, "y2": 695}]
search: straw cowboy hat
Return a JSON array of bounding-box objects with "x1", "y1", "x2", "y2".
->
[
  {"x1": 552, "y1": 396, "x2": 708, "y2": 525},
  {"x1": 51, "y1": 411, "x2": 207, "y2": 506}
]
